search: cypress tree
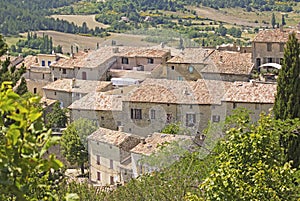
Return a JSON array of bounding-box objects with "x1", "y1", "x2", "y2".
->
[
  {"x1": 271, "y1": 13, "x2": 276, "y2": 29},
  {"x1": 273, "y1": 32, "x2": 300, "y2": 168}
]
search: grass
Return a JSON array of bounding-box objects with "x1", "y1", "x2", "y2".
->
[
  {"x1": 50, "y1": 14, "x2": 109, "y2": 29},
  {"x1": 4, "y1": 35, "x2": 24, "y2": 47}
]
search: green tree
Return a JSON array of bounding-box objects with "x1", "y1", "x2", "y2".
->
[
  {"x1": 201, "y1": 114, "x2": 299, "y2": 200},
  {"x1": 271, "y1": 13, "x2": 276, "y2": 28},
  {"x1": 46, "y1": 101, "x2": 68, "y2": 128},
  {"x1": 15, "y1": 77, "x2": 28, "y2": 95},
  {"x1": 282, "y1": 14, "x2": 286, "y2": 26},
  {"x1": 273, "y1": 32, "x2": 300, "y2": 168},
  {"x1": 0, "y1": 82, "x2": 63, "y2": 200},
  {"x1": 61, "y1": 118, "x2": 97, "y2": 175}
]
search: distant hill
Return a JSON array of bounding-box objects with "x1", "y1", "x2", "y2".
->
[{"x1": 0, "y1": 0, "x2": 106, "y2": 36}]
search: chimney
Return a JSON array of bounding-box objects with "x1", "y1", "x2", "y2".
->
[
  {"x1": 280, "y1": 25, "x2": 284, "y2": 32},
  {"x1": 140, "y1": 137, "x2": 146, "y2": 144},
  {"x1": 72, "y1": 78, "x2": 76, "y2": 88},
  {"x1": 118, "y1": 126, "x2": 124, "y2": 132}
]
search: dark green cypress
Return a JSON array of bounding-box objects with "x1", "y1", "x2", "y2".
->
[{"x1": 273, "y1": 32, "x2": 300, "y2": 168}]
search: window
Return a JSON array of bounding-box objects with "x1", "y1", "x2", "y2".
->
[
  {"x1": 42, "y1": 74, "x2": 45, "y2": 79},
  {"x1": 178, "y1": 76, "x2": 183, "y2": 81},
  {"x1": 62, "y1": 69, "x2": 67, "y2": 74},
  {"x1": 48, "y1": 61, "x2": 51, "y2": 66},
  {"x1": 110, "y1": 160, "x2": 113, "y2": 169},
  {"x1": 233, "y1": 103, "x2": 237, "y2": 109},
  {"x1": 41, "y1": 60, "x2": 45, "y2": 66},
  {"x1": 280, "y1": 43, "x2": 284, "y2": 52},
  {"x1": 212, "y1": 115, "x2": 220, "y2": 123},
  {"x1": 166, "y1": 113, "x2": 172, "y2": 124},
  {"x1": 131, "y1": 109, "x2": 142, "y2": 119},
  {"x1": 97, "y1": 155, "x2": 100, "y2": 165},
  {"x1": 186, "y1": 113, "x2": 196, "y2": 127},
  {"x1": 255, "y1": 104, "x2": 260, "y2": 110},
  {"x1": 54, "y1": 77, "x2": 58, "y2": 81},
  {"x1": 171, "y1": 66, "x2": 175, "y2": 70},
  {"x1": 82, "y1": 72, "x2": 87, "y2": 80},
  {"x1": 147, "y1": 58, "x2": 154, "y2": 64},
  {"x1": 97, "y1": 172, "x2": 101, "y2": 181},
  {"x1": 110, "y1": 176, "x2": 114, "y2": 185},
  {"x1": 54, "y1": 92, "x2": 57, "y2": 96},
  {"x1": 121, "y1": 57, "x2": 129, "y2": 64},
  {"x1": 256, "y1": 58, "x2": 261, "y2": 67},
  {"x1": 268, "y1": 57, "x2": 273, "y2": 63},
  {"x1": 101, "y1": 116, "x2": 104, "y2": 120},
  {"x1": 33, "y1": 88, "x2": 37, "y2": 94},
  {"x1": 190, "y1": 105, "x2": 193, "y2": 109},
  {"x1": 267, "y1": 43, "x2": 272, "y2": 52},
  {"x1": 280, "y1": 58, "x2": 283, "y2": 64},
  {"x1": 150, "y1": 109, "x2": 156, "y2": 119}
]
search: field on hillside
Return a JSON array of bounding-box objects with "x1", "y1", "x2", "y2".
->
[
  {"x1": 51, "y1": 14, "x2": 109, "y2": 29},
  {"x1": 189, "y1": 6, "x2": 300, "y2": 28},
  {"x1": 32, "y1": 31, "x2": 157, "y2": 53}
]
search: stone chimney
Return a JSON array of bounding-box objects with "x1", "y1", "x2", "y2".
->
[{"x1": 140, "y1": 137, "x2": 146, "y2": 144}]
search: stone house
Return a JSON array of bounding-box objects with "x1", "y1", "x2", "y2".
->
[
  {"x1": 68, "y1": 92, "x2": 124, "y2": 130},
  {"x1": 121, "y1": 78, "x2": 276, "y2": 136},
  {"x1": 88, "y1": 127, "x2": 141, "y2": 186},
  {"x1": 222, "y1": 81, "x2": 276, "y2": 122},
  {"x1": 201, "y1": 50, "x2": 254, "y2": 82},
  {"x1": 152, "y1": 48, "x2": 254, "y2": 82},
  {"x1": 16, "y1": 54, "x2": 59, "y2": 95},
  {"x1": 42, "y1": 78, "x2": 112, "y2": 108},
  {"x1": 122, "y1": 78, "x2": 225, "y2": 136},
  {"x1": 130, "y1": 133, "x2": 190, "y2": 178},
  {"x1": 252, "y1": 28, "x2": 300, "y2": 68},
  {"x1": 50, "y1": 46, "x2": 171, "y2": 82}
]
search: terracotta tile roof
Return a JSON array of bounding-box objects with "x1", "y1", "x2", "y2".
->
[
  {"x1": 223, "y1": 81, "x2": 276, "y2": 103},
  {"x1": 130, "y1": 133, "x2": 189, "y2": 156},
  {"x1": 127, "y1": 78, "x2": 226, "y2": 105},
  {"x1": 68, "y1": 92, "x2": 123, "y2": 111},
  {"x1": 42, "y1": 78, "x2": 111, "y2": 93},
  {"x1": 16, "y1": 55, "x2": 37, "y2": 69},
  {"x1": 51, "y1": 51, "x2": 89, "y2": 69},
  {"x1": 253, "y1": 28, "x2": 300, "y2": 43},
  {"x1": 51, "y1": 46, "x2": 170, "y2": 69},
  {"x1": 122, "y1": 48, "x2": 169, "y2": 58},
  {"x1": 202, "y1": 51, "x2": 254, "y2": 75},
  {"x1": 88, "y1": 127, "x2": 139, "y2": 147},
  {"x1": 127, "y1": 78, "x2": 277, "y2": 104},
  {"x1": 167, "y1": 48, "x2": 214, "y2": 64}
]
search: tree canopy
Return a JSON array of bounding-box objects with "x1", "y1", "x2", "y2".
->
[
  {"x1": 0, "y1": 82, "x2": 63, "y2": 200},
  {"x1": 61, "y1": 118, "x2": 98, "y2": 175}
]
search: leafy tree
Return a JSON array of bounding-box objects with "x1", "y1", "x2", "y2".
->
[
  {"x1": 271, "y1": 13, "x2": 276, "y2": 28},
  {"x1": 61, "y1": 118, "x2": 97, "y2": 175},
  {"x1": 273, "y1": 32, "x2": 300, "y2": 168},
  {"x1": 15, "y1": 77, "x2": 28, "y2": 95},
  {"x1": 201, "y1": 114, "x2": 300, "y2": 200},
  {"x1": 0, "y1": 82, "x2": 63, "y2": 200},
  {"x1": 0, "y1": 35, "x2": 27, "y2": 92},
  {"x1": 282, "y1": 14, "x2": 286, "y2": 26},
  {"x1": 46, "y1": 101, "x2": 68, "y2": 128}
]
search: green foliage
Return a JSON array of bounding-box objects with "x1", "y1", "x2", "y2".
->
[
  {"x1": 0, "y1": 82, "x2": 63, "y2": 200},
  {"x1": 15, "y1": 77, "x2": 28, "y2": 95},
  {"x1": 162, "y1": 122, "x2": 180, "y2": 134},
  {"x1": 273, "y1": 32, "x2": 300, "y2": 168},
  {"x1": 201, "y1": 114, "x2": 300, "y2": 200},
  {"x1": 61, "y1": 118, "x2": 97, "y2": 174},
  {"x1": 271, "y1": 13, "x2": 276, "y2": 28},
  {"x1": 46, "y1": 102, "x2": 68, "y2": 128},
  {"x1": 274, "y1": 32, "x2": 300, "y2": 120}
]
